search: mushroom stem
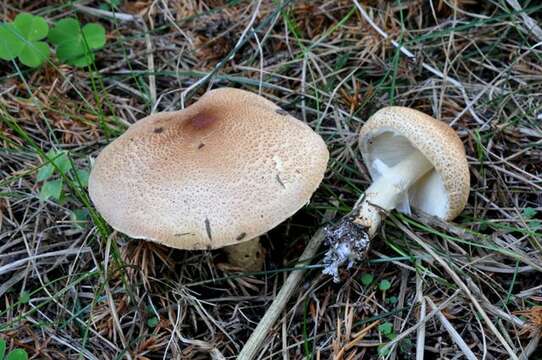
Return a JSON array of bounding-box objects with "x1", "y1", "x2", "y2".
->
[
  {"x1": 322, "y1": 150, "x2": 433, "y2": 281},
  {"x1": 353, "y1": 150, "x2": 433, "y2": 237},
  {"x1": 223, "y1": 237, "x2": 264, "y2": 272}
]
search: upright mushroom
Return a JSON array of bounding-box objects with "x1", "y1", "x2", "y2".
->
[
  {"x1": 89, "y1": 88, "x2": 329, "y2": 272},
  {"x1": 323, "y1": 106, "x2": 470, "y2": 280}
]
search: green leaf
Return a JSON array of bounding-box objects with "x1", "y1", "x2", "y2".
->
[
  {"x1": 13, "y1": 13, "x2": 48, "y2": 41},
  {"x1": 55, "y1": 43, "x2": 86, "y2": 64},
  {"x1": 6, "y1": 349, "x2": 28, "y2": 360},
  {"x1": 82, "y1": 23, "x2": 106, "y2": 49},
  {"x1": 523, "y1": 207, "x2": 537, "y2": 219},
  {"x1": 0, "y1": 13, "x2": 51, "y2": 67},
  {"x1": 48, "y1": 18, "x2": 80, "y2": 46},
  {"x1": 387, "y1": 296, "x2": 398, "y2": 305},
  {"x1": 0, "y1": 24, "x2": 24, "y2": 60},
  {"x1": 19, "y1": 291, "x2": 30, "y2": 304},
  {"x1": 37, "y1": 163, "x2": 54, "y2": 182},
  {"x1": 379, "y1": 279, "x2": 391, "y2": 291},
  {"x1": 335, "y1": 52, "x2": 350, "y2": 70},
  {"x1": 377, "y1": 344, "x2": 391, "y2": 357},
  {"x1": 378, "y1": 322, "x2": 393, "y2": 335},
  {"x1": 528, "y1": 220, "x2": 541, "y2": 230},
  {"x1": 37, "y1": 150, "x2": 72, "y2": 181},
  {"x1": 360, "y1": 273, "x2": 374, "y2": 286},
  {"x1": 71, "y1": 208, "x2": 89, "y2": 226},
  {"x1": 40, "y1": 179, "x2": 63, "y2": 201},
  {"x1": 19, "y1": 41, "x2": 49, "y2": 67},
  {"x1": 0, "y1": 14, "x2": 49, "y2": 66},
  {"x1": 100, "y1": 0, "x2": 122, "y2": 9},
  {"x1": 0, "y1": 339, "x2": 6, "y2": 360},
  {"x1": 53, "y1": 151, "x2": 72, "y2": 174},
  {"x1": 74, "y1": 169, "x2": 90, "y2": 188},
  {"x1": 70, "y1": 52, "x2": 95, "y2": 68},
  {"x1": 49, "y1": 18, "x2": 106, "y2": 67},
  {"x1": 147, "y1": 317, "x2": 159, "y2": 328}
]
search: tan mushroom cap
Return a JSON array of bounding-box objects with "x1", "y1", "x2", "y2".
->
[
  {"x1": 359, "y1": 106, "x2": 470, "y2": 220},
  {"x1": 89, "y1": 88, "x2": 329, "y2": 250}
]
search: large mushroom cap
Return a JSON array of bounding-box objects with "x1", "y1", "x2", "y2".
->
[
  {"x1": 89, "y1": 88, "x2": 329, "y2": 250},
  {"x1": 359, "y1": 106, "x2": 470, "y2": 220}
]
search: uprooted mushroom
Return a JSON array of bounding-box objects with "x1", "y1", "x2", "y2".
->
[
  {"x1": 89, "y1": 88, "x2": 329, "y2": 272},
  {"x1": 323, "y1": 106, "x2": 470, "y2": 281}
]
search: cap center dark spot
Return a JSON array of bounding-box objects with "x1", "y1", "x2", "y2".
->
[
  {"x1": 190, "y1": 113, "x2": 217, "y2": 129},
  {"x1": 153, "y1": 127, "x2": 164, "y2": 133}
]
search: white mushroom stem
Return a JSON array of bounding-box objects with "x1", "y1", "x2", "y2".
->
[
  {"x1": 353, "y1": 150, "x2": 433, "y2": 237},
  {"x1": 223, "y1": 237, "x2": 264, "y2": 272},
  {"x1": 323, "y1": 151, "x2": 433, "y2": 282}
]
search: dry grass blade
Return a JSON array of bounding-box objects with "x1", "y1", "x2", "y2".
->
[
  {"x1": 426, "y1": 297, "x2": 477, "y2": 360},
  {"x1": 391, "y1": 217, "x2": 519, "y2": 359},
  {"x1": 504, "y1": 0, "x2": 542, "y2": 42},
  {"x1": 239, "y1": 209, "x2": 335, "y2": 360}
]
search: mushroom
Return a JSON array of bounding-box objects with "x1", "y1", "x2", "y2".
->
[
  {"x1": 323, "y1": 106, "x2": 470, "y2": 280},
  {"x1": 89, "y1": 88, "x2": 329, "y2": 272}
]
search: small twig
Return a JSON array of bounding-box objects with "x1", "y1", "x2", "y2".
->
[
  {"x1": 466, "y1": 278, "x2": 525, "y2": 328},
  {"x1": 103, "y1": 233, "x2": 131, "y2": 357},
  {"x1": 238, "y1": 209, "x2": 336, "y2": 360},
  {"x1": 351, "y1": 0, "x2": 483, "y2": 125},
  {"x1": 301, "y1": 54, "x2": 308, "y2": 123},
  {"x1": 179, "y1": 0, "x2": 263, "y2": 108},
  {"x1": 158, "y1": 0, "x2": 193, "y2": 45},
  {"x1": 0, "y1": 248, "x2": 91, "y2": 276},
  {"x1": 426, "y1": 297, "x2": 477, "y2": 360},
  {"x1": 389, "y1": 269, "x2": 409, "y2": 360},
  {"x1": 415, "y1": 262, "x2": 425, "y2": 360},
  {"x1": 335, "y1": 319, "x2": 380, "y2": 359},
  {"x1": 505, "y1": 0, "x2": 542, "y2": 42},
  {"x1": 25, "y1": 316, "x2": 100, "y2": 360},
  {"x1": 73, "y1": 4, "x2": 137, "y2": 22},
  {"x1": 351, "y1": 1, "x2": 462, "y2": 89},
  {"x1": 73, "y1": 3, "x2": 156, "y2": 110},
  {"x1": 391, "y1": 217, "x2": 519, "y2": 360},
  {"x1": 382, "y1": 289, "x2": 461, "y2": 353},
  {"x1": 252, "y1": 28, "x2": 264, "y2": 95},
  {"x1": 318, "y1": 67, "x2": 358, "y2": 126},
  {"x1": 142, "y1": 21, "x2": 157, "y2": 110},
  {"x1": 518, "y1": 328, "x2": 541, "y2": 360}
]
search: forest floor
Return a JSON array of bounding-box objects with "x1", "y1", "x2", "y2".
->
[{"x1": 1, "y1": 0, "x2": 542, "y2": 359}]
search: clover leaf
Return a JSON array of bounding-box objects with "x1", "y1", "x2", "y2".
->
[
  {"x1": 0, "y1": 339, "x2": 29, "y2": 360},
  {"x1": 14, "y1": 13, "x2": 48, "y2": 41},
  {"x1": 40, "y1": 179, "x2": 63, "y2": 201},
  {"x1": 379, "y1": 279, "x2": 391, "y2": 291},
  {"x1": 0, "y1": 13, "x2": 50, "y2": 67},
  {"x1": 0, "y1": 24, "x2": 24, "y2": 60},
  {"x1": 6, "y1": 349, "x2": 29, "y2": 360},
  {"x1": 48, "y1": 18, "x2": 106, "y2": 67},
  {"x1": 378, "y1": 322, "x2": 394, "y2": 336},
  {"x1": 360, "y1": 273, "x2": 374, "y2": 286}
]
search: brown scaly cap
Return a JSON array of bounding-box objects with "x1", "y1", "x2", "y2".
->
[
  {"x1": 89, "y1": 88, "x2": 329, "y2": 249},
  {"x1": 359, "y1": 106, "x2": 470, "y2": 220}
]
